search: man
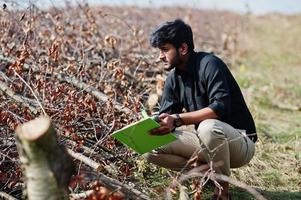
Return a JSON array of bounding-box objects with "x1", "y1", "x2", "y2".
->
[{"x1": 144, "y1": 19, "x2": 257, "y2": 200}]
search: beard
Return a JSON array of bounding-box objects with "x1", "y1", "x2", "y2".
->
[
  {"x1": 164, "y1": 51, "x2": 182, "y2": 71},
  {"x1": 163, "y1": 63, "x2": 175, "y2": 71}
]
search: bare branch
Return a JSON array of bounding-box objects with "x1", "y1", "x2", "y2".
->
[
  {"x1": 69, "y1": 190, "x2": 94, "y2": 200},
  {"x1": 67, "y1": 148, "x2": 102, "y2": 171},
  {"x1": 14, "y1": 71, "x2": 46, "y2": 115},
  {"x1": 0, "y1": 192, "x2": 18, "y2": 200},
  {"x1": 0, "y1": 80, "x2": 37, "y2": 114}
]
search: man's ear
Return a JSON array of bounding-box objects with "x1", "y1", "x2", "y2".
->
[{"x1": 178, "y1": 43, "x2": 189, "y2": 56}]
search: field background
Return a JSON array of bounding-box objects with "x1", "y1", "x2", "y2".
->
[{"x1": 0, "y1": 2, "x2": 300, "y2": 200}]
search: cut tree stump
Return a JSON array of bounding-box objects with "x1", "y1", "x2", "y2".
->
[{"x1": 15, "y1": 116, "x2": 75, "y2": 200}]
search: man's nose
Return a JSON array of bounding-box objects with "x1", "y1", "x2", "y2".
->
[{"x1": 158, "y1": 51, "x2": 165, "y2": 61}]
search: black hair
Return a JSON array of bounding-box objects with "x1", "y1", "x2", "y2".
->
[{"x1": 150, "y1": 19, "x2": 194, "y2": 52}]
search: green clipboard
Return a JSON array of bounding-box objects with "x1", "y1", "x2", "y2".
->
[{"x1": 112, "y1": 116, "x2": 177, "y2": 154}]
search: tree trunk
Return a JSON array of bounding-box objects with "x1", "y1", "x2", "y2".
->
[{"x1": 15, "y1": 116, "x2": 74, "y2": 200}]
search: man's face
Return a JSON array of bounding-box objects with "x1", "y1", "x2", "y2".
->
[{"x1": 158, "y1": 43, "x2": 181, "y2": 70}]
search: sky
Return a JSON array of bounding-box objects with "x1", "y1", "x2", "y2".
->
[
  {"x1": 2, "y1": 0, "x2": 301, "y2": 15},
  {"x1": 89, "y1": 0, "x2": 301, "y2": 14}
]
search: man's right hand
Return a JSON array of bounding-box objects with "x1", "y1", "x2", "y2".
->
[{"x1": 150, "y1": 113, "x2": 175, "y2": 135}]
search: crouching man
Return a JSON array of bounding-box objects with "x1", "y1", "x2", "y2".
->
[{"x1": 144, "y1": 19, "x2": 257, "y2": 200}]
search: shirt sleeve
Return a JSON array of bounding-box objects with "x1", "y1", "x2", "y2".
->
[
  {"x1": 203, "y1": 57, "x2": 231, "y2": 119},
  {"x1": 159, "y1": 75, "x2": 183, "y2": 114}
]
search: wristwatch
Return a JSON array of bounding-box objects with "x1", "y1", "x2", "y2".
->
[{"x1": 173, "y1": 113, "x2": 183, "y2": 127}]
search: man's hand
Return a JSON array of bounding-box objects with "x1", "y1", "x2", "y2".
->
[{"x1": 150, "y1": 113, "x2": 175, "y2": 135}]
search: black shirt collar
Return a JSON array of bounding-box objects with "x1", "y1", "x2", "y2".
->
[{"x1": 175, "y1": 51, "x2": 198, "y2": 76}]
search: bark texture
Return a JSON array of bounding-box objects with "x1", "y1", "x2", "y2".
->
[{"x1": 15, "y1": 116, "x2": 74, "y2": 200}]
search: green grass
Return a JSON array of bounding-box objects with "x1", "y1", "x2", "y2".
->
[{"x1": 230, "y1": 13, "x2": 301, "y2": 200}]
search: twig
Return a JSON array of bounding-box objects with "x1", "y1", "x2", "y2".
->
[
  {"x1": 67, "y1": 148, "x2": 102, "y2": 171},
  {"x1": 66, "y1": 147, "x2": 118, "y2": 177},
  {"x1": 69, "y1": 190, "x2": 94, "y2": 200},
  {"x1": 96, "y1": 172, "x2": 150, "y2": 200},
  {"x1": 179, "y1": 186, "x2": 189, "y2": 200},
  {"x1": 0, "y1": 192, "x2": 18, "y2": 200},
  {"x1": 14, "y1": 71, "x2": 46, "y2": 115},
  {"x1": 0, "y1": 80, "x2": 37, "y2": 114}
]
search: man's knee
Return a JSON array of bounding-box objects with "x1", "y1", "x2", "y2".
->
[{"x1": 197, "y1": 119, "x2": 227, "y2": 148}]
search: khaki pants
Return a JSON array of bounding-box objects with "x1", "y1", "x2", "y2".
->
[{"x1": 144, "y1": 119, "x2": 255, "y2": 176}]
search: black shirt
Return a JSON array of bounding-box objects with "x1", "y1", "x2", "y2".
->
[{"x1": 159, "y1": 51, "x2": 257, "y2": 142}]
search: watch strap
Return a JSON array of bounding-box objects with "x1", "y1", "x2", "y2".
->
[{"x1": 174, "y1": 113, "x2": 183, "y2": 127}]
